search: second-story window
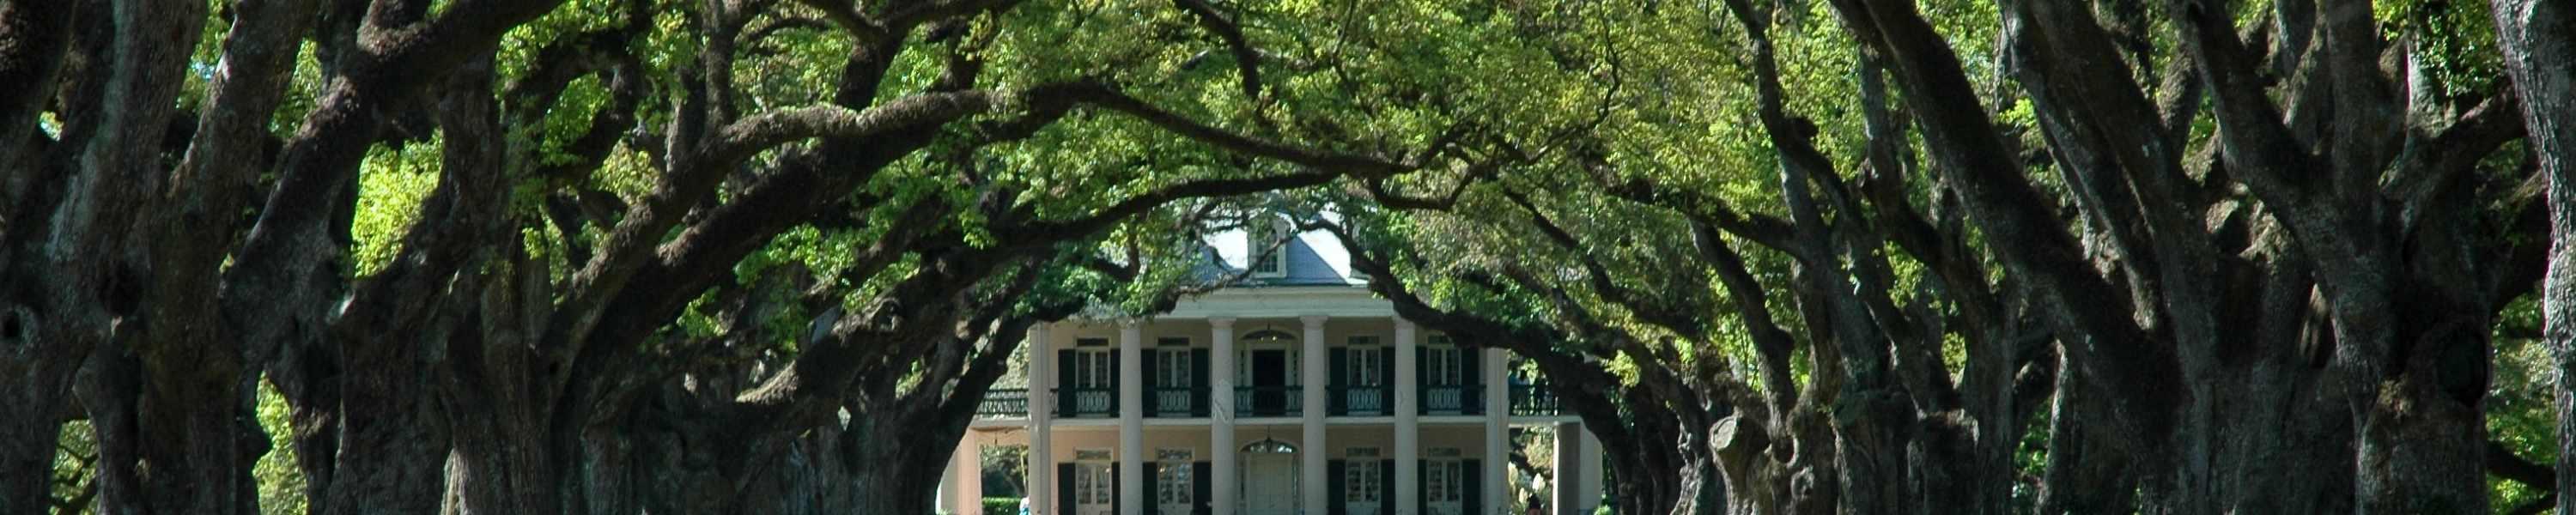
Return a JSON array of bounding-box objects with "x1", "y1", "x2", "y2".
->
[
  {"x1": 1346, "y1": 337, "x2": 1383, "y2": 387},
  {"x1": 1156, "y1": 339, "x2": 1193, "y2": 388},
  {"x1": 1072, "y1": 338, "x2": 1114, "y2": 415},
  {"x1": 1424, "y1": 336, "x2": 1465, "y2": 386}
]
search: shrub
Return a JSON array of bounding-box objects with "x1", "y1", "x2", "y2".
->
[{"x1": 984, "y1": 497, "x2": 1021, "y2": 515}]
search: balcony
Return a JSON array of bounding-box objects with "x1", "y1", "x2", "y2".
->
[
  {"x1": 1510, "y1": 383, "x2": 1560, "y2": 415},
  {"x1": 979, "y1": 388, "x2": 1029, "y2": 417},
  {"x1": 1421, "y1": 385, "x2": 1482, "y2": 415},
  {"x1": 1148, "y1": 386, "x2": 1206, "y2": 417},
  {"x1": 1330, "y1": 385, "x2": 1390, "y2": 415},
  {"x1": 1054, "y1": 386, "x2": 1116, "y2": 418},
  {"x1": 1234, "y1": 385, "x2": 1303, "y2": 417}
]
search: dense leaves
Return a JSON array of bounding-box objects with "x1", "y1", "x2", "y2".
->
[{"x1": 1, "y1": 0, "x2": 2567, "y2": 513}]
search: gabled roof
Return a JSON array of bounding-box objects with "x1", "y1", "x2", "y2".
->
[{"x1": 1194, "y1": 233, "x2": 1362, "y2": 288}]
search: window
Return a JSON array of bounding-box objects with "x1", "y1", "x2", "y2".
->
[
  {"x1": 1076, "y1": 463, "x2": 1114, "y2": 507},
  {"x1": 1072, "y1": 345, "x2": 1114, "y2": 415},
  {"x1": 1345, "y1": 455, "x2": 1382, "y2": 503},
  {"x1": 1425, "y1": 459, "x2": 1461, "y2": 503},
  {"x1": 1346, "y1": 340, "x2": 1383, "y2": 387},
  {"x1": 1074, "y1": 350, "x2": 1114, "y2": 390},
  {"x1": 1425, "y1": 344, "x2": 1465, "y2": 386},
  {"x1": 1249, "y1": 215, "x2": 1289, "y2": 277},
  {"x1": 1157, "y1": 463, "x2": 1194, "y2": 506},
  {"x1": 1157, "y1": 350, "x2": 1192, "y2": 387},
  {"x1": 1156, "y1": 348, "x2": 1194, "y2": 415}
]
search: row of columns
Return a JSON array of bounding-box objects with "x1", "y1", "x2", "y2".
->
[{"x1": 1014, "y1": 316, "x2": 1534, "y2": 515}]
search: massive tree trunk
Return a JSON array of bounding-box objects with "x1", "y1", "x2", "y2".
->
[{"x1": 2493, "y1": 0, "x2": 2576, "y2": 512}]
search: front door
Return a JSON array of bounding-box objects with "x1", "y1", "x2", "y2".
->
[
  {"x1": 1250, "y1": 349, "x2": 1289, "y2": 415},
  {"x1": 1425, "y1": 460, "x2": 1463, "y2": 515},
  {"x1": 1345, "y1": 460, "x2": 1383, "y2": 515},
  {"x1": 1157, "y1": 463, "x2": 1194, "y2": 515},
  {"x1": 1241, "y1": 454, "x2": 1298, "y2": 515},
  {"x1": 1075, "y1": 463, "x2": 1115, "y2": 515}
]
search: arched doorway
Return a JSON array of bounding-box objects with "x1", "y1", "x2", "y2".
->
[{"x1": 1239, "y1": 437, "x2": 1300, "y2": 515}]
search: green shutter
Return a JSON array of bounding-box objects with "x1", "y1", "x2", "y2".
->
[
  {"x1": 1191, "y1": 348, "x2": 1211, "y2": 417},
  {"x1": 1057, "y1": 463, "x2": 1075, "y2": 515},
  {"x1": 1329, "y1": 459, "x2": 1348, "y2": 515},
  {"x1": 1461, "y1": 459, "x2": 1482, "y2": 515},
  {"x1": 1193, "y1": 461, "x2": 1212, "y2": 515},
  {"x1": 1329, "y1": 348, "x2": 1349, "y2": 415},
  {"x1": 1380, "y1": 459, "x2": 1395, "y2": 514},
  {"x1": 1143, "y1": 462, "x2": 1158, "y2": 515},
  {"x1": 1378, "y1": 348, "x2": 1395, "y2": 413},
  {"x1": 1463, "y1": 348, "x2": 1484, "y2": 415},
  {"x1": 1057, "y1": 350, "x2": 1075, "y2": 417}
]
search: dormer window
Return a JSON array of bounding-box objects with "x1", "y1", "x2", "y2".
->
[{"x1": 1249, "y1": 215, "x2": 1290, "y2": 278}]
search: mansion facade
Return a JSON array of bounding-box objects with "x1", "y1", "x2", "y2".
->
[{"x1": 934, "y1": 232, "x2": 1607, "y2": 515}]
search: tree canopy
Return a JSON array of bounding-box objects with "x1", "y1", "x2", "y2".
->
[{"x1": 3, "y1": 0, "x2": 2573, "y2": 513}]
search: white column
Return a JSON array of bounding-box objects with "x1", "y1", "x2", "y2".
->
[
  {"x1": 1578, "y1": 425, "x2": 1604, "y2": 514},
  {"x1": 1030, "y1": 324, "x2": 1054, "y2": 514},
  {"x1": 1393, "y1": 319, "x2": 1421, "y2": 515},
  {"x1": 1551, "y1": 422, "x2": 1581, "y2": 515},
  {"x1": 1482, "y1": 347, "x2": 1509, "y2": 515},
  {"x1": 940, "y1": 448, "x2": 957, "y2": 514},
  {"x1": 1300, "y1": 315, "x2": 1331, "y2": 512},
  {"x1": 1120, "y1": 319, "x2": 1146, "y2": 515},
  {"x1": 1209, "y1": 318, "x2": 1238, "y2": 515},
  {"x1": 957, "y1": 432, "x2": 986, "y2": 514}
]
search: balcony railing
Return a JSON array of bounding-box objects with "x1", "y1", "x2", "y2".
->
[
  {"x1": 1148, "y1": 386, "x2": 1205, "y2": 417},
  {"x1": 979, "y1": 388, "x2": 1029, "y2": 417},
  {"x1": 1330, "y1": 385, "x2": 1389, "y2": 415},
  {"x1": 1054, "y1": 386, "x2": 1115, "y2": 417},
  {"x1": 1510, "y1": 383, "x2": 1560, "y2": 415},
  {"x1": 1235, "y1": 385, "x2": 1303, "y2": 417},
  {"x1": 1421, "y1": 385, "x2": 1481, "y2": 415}
]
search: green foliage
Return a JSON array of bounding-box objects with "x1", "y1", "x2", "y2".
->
[
  {"x1": 349, "y1": 140, "x2": 446, "y2": 278},
  {"x1": 2379, "y1": 0, "x2": 2505, "y2": 101},
  {"x1": 983, "y1": 497, "x2": 1021, "y2": 515},
  {"x1": 2488, "y1": 296, "x2": 2553, "y2": 512},
  {"x1": 255, "y1": 382, "x2": 307, "y2": 515}
]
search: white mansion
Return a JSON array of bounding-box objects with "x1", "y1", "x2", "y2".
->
[{"x1": 935, "y1": 228, "x2": 1607, "y2": 515}]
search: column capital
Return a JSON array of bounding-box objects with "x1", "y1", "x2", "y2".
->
[
  {"x1": 1118, "y1": 318, "x2": 1144, "y2": 329},
  {"x1": 1209, "y1": 317, "x2": 1237, "y2": 330},
  {"x1": 1394, "y1": 318, "x2": 1417, "y2": 331},
  {"x1": 1299, "y1": 314, "x2": 1330, "y2": 327}
]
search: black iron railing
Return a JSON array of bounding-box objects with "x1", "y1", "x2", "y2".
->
[
  {"x1": 1234, "y1": 385, "x2": 1303, "y2": 417},
  {"x1": 1054, "y1": 386, "x2": 1115, "y2": 417},
  {"x1": 979, "y1": 388, "x2": 1028, "y2": 416},
  {"x1": 1147, "y1": 386, "x2": 1204, "y2": 417},
  {"x1": 1330, "y1": 385, "x2": 1389, "y2": 415},
  {"x1": 1510, "y1": 383, "x2": 1559, "y2": 415},
  {"x1": 1421, "y1": 385, "x2": 1481, "y2": 415}
]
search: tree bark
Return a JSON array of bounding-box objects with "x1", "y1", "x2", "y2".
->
[{"x1": 2493, "y1": 1, "x2": 2576, "y2": 514}]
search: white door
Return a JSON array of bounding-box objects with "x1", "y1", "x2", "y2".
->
[
  {"x1": 1075, "y1": 463, "x2": 1115, "y2": 515},
  {"x1": 1345, "y1": 461, "x2": 1383, "y2": 515},
  {"x1": 1425, "y1": 460, "x2": 1463, "y2": 515},
  {"x1": 1156, "y1": 350, "x2": 1194, "y2": 414},
  {"x1": 1157, "y1": 463, "x2": 1194, "y2": 515},
  {"x1": 1240, "y1": 454, "x2": 1299, "y2": 515},
  {"x1": 1077, "y1": 349, "x2": 1118, "y2": 414}
]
